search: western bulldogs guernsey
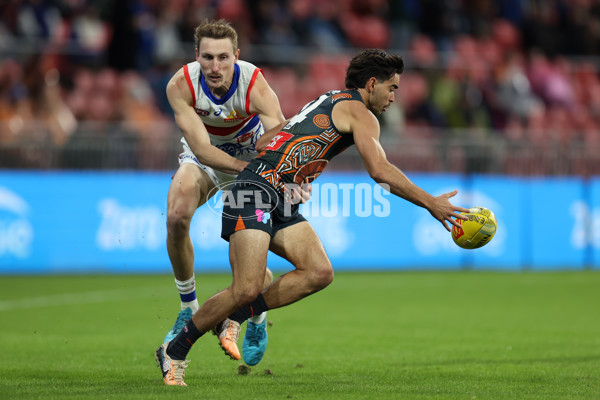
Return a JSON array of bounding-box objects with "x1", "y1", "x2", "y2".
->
[
  {"x1": 181, "y1": 59, "x2": 264, "y2": 162},
  {"x1": 249, "y1": 90, "x2": 360, "y2": 194}
]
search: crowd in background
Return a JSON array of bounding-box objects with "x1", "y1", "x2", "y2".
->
[{"x1": 1, "y1": 0, "x2": 600, "y2": 172}]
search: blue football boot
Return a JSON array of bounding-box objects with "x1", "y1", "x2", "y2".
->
[
  {"x1": 242, "y1": 319, "x2": 268, "y2": 366},
  {"x1": 163, "y1": 307, "x2": 193, "y2": 343}
]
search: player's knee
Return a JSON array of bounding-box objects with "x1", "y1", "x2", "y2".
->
[
  {"x1": 166, "y1": 209, "x2": 191, "y2": 237},
  {"x1": 232, "y1": 282, "x2": 263, "y2": 306},
  {"x1": 310, "y1": 262, "x2": 334, "y2": 290},
  {"x1": 233, "y1": 291, "x2": 261, "y2": 308}
]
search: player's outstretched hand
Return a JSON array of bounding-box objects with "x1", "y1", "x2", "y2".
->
[{"x1": 428, "y1": 190, "x2": 470, "y2": 232}]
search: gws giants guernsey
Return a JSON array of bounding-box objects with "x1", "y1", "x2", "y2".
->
[
  {"x1": 249, "y1": 89, "x2": 360, "y2": 193},
  {"x1": 181, "y1": 59, "x2": 264, "y2": 161}
]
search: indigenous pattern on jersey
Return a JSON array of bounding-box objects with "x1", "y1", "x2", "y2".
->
[
  {"x1": 248, "y1": 90, "x2": 361, "y2": 193},
  {"x1": 180, "y1": 59, "x2": 264, "y2": 161}
]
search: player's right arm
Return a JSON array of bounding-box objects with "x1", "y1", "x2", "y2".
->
[
  {"x1": 167, "y1": 69, "x2": 248, "y2": 175},
  {"x1": 333, "y1": 100, "x2": 468, "y2": 231}
]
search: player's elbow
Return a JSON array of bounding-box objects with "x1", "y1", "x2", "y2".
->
[{"x1": 366, "y1": 163, "x2": 388, "y2": 184}]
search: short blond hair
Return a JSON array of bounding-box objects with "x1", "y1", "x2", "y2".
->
[{"x1": 194, "y1": 19, "x2": 238, "y2": 53}]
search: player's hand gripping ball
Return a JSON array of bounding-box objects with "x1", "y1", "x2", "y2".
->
[{"x1": 452, "y1": 207, "x2": 497, "y2": 249}]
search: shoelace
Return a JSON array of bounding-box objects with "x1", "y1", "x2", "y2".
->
[
  {"x1": 168, "y1": 360, "x2": 189, "y2": 382},
  {"x1": 223, "y1": 321, "x2": 240, "y2": 341}
]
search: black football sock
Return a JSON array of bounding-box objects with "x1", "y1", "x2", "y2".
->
[
  {"x1": 166, "y1": 320, "x2": 204, "y2": 360},
  {"x1": 228, "y1": 293, "x2": 270, "y2": 324}
]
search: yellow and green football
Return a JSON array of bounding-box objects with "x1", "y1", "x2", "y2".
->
[{"x1": 452, "y1": 207, "x2": 497, "y2": 249}]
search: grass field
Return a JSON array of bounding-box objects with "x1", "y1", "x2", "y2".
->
[{"x1": 1, "y1": 270, "x2": 599, "y2": 399}]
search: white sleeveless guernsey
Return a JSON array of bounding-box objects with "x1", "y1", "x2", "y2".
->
[{"x1": 179, "y1": 59, "x2": 265, "y2": 163}]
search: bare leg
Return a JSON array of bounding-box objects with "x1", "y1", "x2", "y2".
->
[
  {"x1": 263, "y1": 268, "x2": 274, "y2": 290},
  {"x1": 189, "y1": 228, "x2": 271, "y2": 332},
  {"x1": 166, "y1": 163, "x2": 215, "y2": 283},
  {"x1": 166, "y1": 164, "x2": 274, "y2": 295},
  {"x1": 262, "y1": 221, "x2": 333, "y2": 308},
  {"x1": 170, "y1": 222, "x2": 330, "y2": 363},
  {"x1": 209, "y1": 221, "x2": 333, "y2": 321}
]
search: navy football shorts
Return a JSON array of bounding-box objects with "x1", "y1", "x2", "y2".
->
[{"x1": 221, "y1": 170, "x2": 307, "y2": 241}]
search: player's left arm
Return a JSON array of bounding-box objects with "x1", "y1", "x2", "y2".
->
[
  {"x1": 247, "y1": 71, "x2": 312, "y2": 202},
  {"x1": 341, "y1": 101, "x2": 468, "y2": 231},
  {"x1": 254, "y1": 119, "x2": 289, "y2": 154},
  {"x1": 247, "y1": 72, "x2": 286, "y2": 152}
]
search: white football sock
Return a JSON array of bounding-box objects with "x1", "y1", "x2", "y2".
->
[
  {"x1": 248, "y1": 311, "x2": 266, "y2": 324},
  {"x1": 175, "y1": 275, "x2": 199, "y2": 313}
]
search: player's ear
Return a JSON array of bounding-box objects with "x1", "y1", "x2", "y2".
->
[
  {"x1": 234, "y1": 48, "x2": 240, "y2": 62},
  {"x1": 368, "y1": 77, "x2": 377, "y2": 93}
]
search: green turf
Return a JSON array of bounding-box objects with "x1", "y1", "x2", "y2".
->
[{"x1": 0, "y1": 271, "x2": 599, "y2": 399}]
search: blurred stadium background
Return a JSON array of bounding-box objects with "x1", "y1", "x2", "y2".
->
[{"x1": 2, "y1": 0, "x2": 600, "y2": 273}]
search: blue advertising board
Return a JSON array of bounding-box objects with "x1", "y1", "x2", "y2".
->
[
  {"x1": 298, "y1": 173, "x2": 465, "y2": 270},
  {"x1": 528, "y1": 177, "x2": 587, "y2": 269},
  {"x1": 0, "y1": 172, "x2": 173, "y2": 273},
  {"x1": 0, "y1": 170, "x2": 595, "y2": 274},
  {"x1": 586, "y1": 177, "x2": 600, "y2": 269}
]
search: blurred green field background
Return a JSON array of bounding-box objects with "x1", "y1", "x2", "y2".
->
[{"x1": 1, "y1": 271, "x2": 599, "y2": 400}]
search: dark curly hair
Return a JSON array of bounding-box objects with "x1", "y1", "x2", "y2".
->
[{"x1": 345, "y1": 49, "x2": 404, "y2": 89}]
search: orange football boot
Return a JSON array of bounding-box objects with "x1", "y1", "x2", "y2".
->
[{"x1": 214, "y1": 319, "x2": 241, "y2": 360}]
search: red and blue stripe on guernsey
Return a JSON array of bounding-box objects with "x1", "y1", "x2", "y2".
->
[{"x1": 205, "y1": 114, "x2": 260, "y2": 137}]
